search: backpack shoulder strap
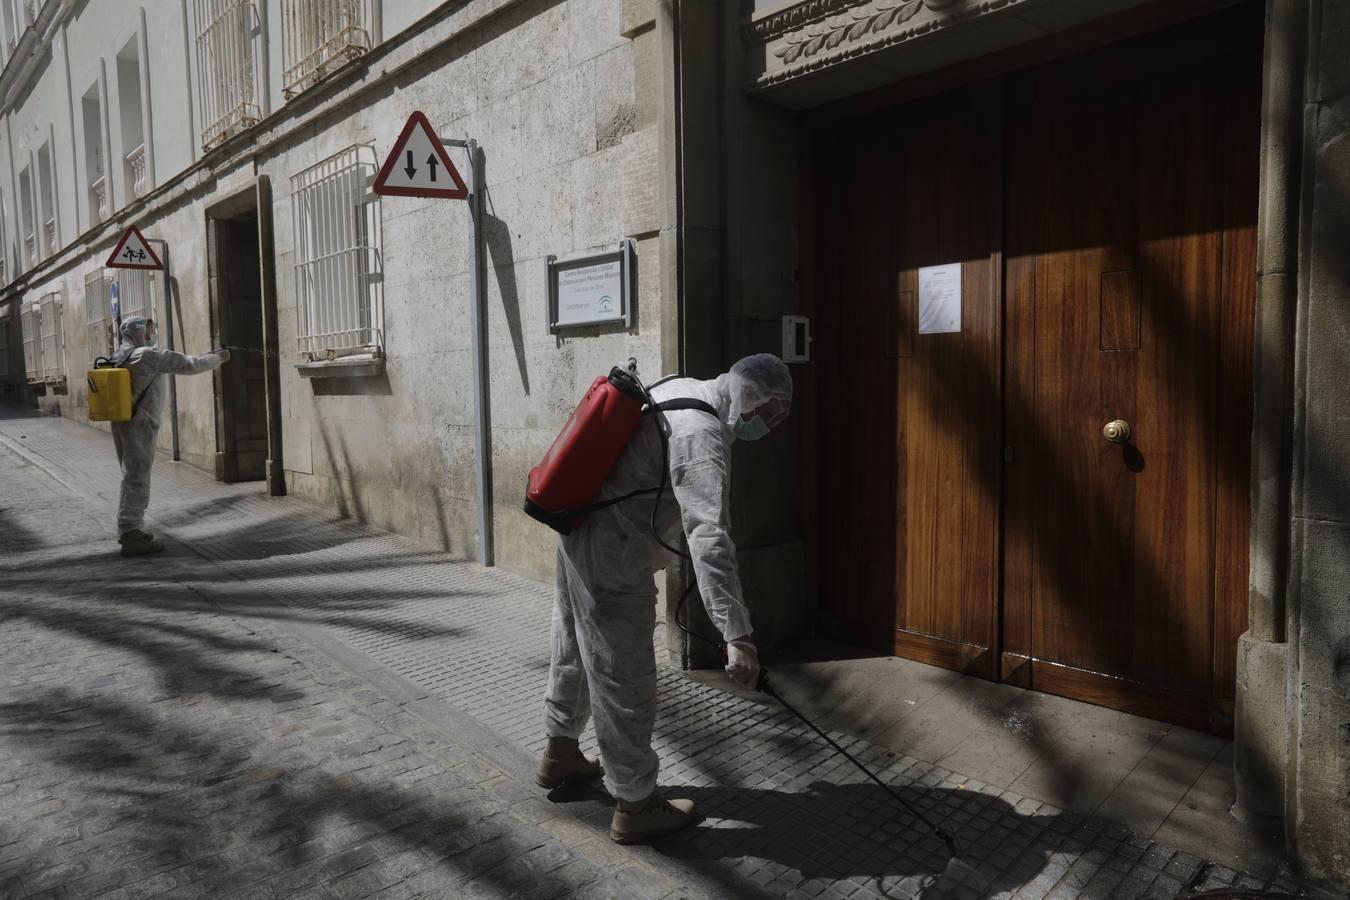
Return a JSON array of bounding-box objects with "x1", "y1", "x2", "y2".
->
[{"x1": 644, "y1": 398, "x2": 719, "y2": 418}]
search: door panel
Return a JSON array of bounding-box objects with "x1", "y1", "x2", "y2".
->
[
  {"x1": 813, "y1": 89, "x2": 1001, "y2": 673},
  {"x1": 1002, "y1": 28, "x2": 1259, "y2": 729}
]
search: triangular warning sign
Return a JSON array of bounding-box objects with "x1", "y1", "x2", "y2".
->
[
  {"x1": 106, "y1": 224, "x2": 163, "y2": 270},
  {"x1": 374, "y1": 111, "x2": 469, "y2": 200}
]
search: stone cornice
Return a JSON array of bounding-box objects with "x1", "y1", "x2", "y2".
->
[{"x1": 745, "y1": 0, "x2": 1026, "y2": 91}]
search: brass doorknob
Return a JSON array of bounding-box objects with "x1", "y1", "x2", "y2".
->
[{"x1": 1103, "y1": 419, "x2": 1131, "y2": 444}]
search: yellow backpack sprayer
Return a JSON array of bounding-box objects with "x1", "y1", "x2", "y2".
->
[
  {"x1": 87, "y1": 351, "x2": 155, "y2": 424},
  {"x1": 86, "y1": 359, "x2": 133, "y2": 422}
]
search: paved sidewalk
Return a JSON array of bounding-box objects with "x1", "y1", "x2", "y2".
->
[
  {"x1": 0, "y1": 409, "x2": 1313, "y2": 899},
  {"x1": 0, "y1": 429, "x2": 708, "y2": 899}
]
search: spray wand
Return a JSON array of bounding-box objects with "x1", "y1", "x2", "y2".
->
[
  {"x1": 673, "y1": 595, "x2": 967, "y2": 872},
  {"x1": 637, "y1": 359, "x2": 969, "y2": 878}
]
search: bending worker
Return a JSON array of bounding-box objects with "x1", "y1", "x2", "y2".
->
[
  {"x1": 111, "y1": 315, "x2": 229, "y2": 557},
  {"x1": 538, "y1": 353, "x2": 793, "y2": 844}
]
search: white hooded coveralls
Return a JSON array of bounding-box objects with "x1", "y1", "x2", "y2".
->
[
  {"x1": 111, "y1": 316, "x2": 227, "y2": 536},
  {"x1": 542, "y1": 356, "x2": 792, "y2": 802}
]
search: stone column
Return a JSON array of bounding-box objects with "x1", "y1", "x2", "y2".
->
[
  {"x1": 1233, "y1": 0, "x2": 1304, "y2": 825},
  {"x1": 1238, "y1": 0, "x2": 1350, "y2": 890}
]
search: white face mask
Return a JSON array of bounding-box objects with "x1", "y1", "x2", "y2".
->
[{"x1": 734, "y1": 415, "x2": 771, "y2": 442}]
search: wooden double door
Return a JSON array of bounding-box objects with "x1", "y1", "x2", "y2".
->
[{"x1": 808, "y1": 8, "x2": 1261, "y2": 733}]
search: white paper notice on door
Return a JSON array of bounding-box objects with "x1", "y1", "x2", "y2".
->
[{"x1": 918, "y1": 263, "x2": 962, "y2": 334}]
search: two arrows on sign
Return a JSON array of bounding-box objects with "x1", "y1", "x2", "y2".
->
[{"x1": 374, "y1": 111, "x2": 468, "y2": 200}]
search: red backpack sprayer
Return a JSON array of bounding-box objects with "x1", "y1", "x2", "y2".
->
[{"x1": 523, "y1": 360, "x2": 972, "y2": 881}]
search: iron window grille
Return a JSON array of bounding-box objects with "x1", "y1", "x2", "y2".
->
[
  {"x1": 195, "y1": 0, "x2": 262, "y2": 151},
  {"x1": 86, "y1": 269, "x2": 115, "y2": 359},
  {"x1": 38, "y1": 292, "x2": 64, "y2": 383},
  {"x1": 281, "y1": 0, "x2": 371, "y2": 100},
  {"x1": 116, "y1": 267, "x2": 157, "y2": 323},
  {"x1": 290, "y1": 144, "x2": 382, "y2": 359},
  {"x1": 21, "y1": 304, "x2": 39, "y2": 381}
]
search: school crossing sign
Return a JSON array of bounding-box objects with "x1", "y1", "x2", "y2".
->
[{"x1": 105, "y1": 224, "x2": 163, "y2": 270}]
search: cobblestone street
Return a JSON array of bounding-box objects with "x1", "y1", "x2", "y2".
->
[{"x1": 0, "y1": 411, "x2": 1314, "y2": 898}]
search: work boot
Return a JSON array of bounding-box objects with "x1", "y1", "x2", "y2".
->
[
  {"x1": 610, "y1": 792, "x2": 698, "y2": 844},
  {"x1": 117, "y1": 530, "x2": 154, "y2": 544},
  {"x1": 119, "y1": 529, "x2": 165, "y2": 558},
  {"x1": 534, "y1": 737, "x2": 603, "y2": 789}
]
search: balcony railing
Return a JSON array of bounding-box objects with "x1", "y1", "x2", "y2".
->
[
  {"x1": 43, "y1": 217, "x2": 54, "y2": 253},
  {"x1": 0, "y1": 256, "x2": 7, "y2": 285},
  {"x1": 90, "y1": 176, "x2": 108, "y2": 223},
  {"x1": 127, "y1": 144, "x2": 147, "y2": 198},
  {"x1": 281, "y1": 0, "x2": 371, "y2": 100},
  {"x1": 24, "y1": 233, "x2": 35, "y2": 267},
  {"x1": 24, "y1": 0, "x2": 38, "y2": 27},
  {"x1": 196, "y1": 0, "x2": 262, "y2": 150}
]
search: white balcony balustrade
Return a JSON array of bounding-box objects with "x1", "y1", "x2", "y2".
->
[
  {"x1": 127, "y1": 144, "x2": 147, "y2": 198},
  {"x1": 43, "y1": 217, "x2": 55, "y2": 253},
  {"x1": 24, "y1": 233, "x2": 35, "y2": 267},
  {"x1": 90, "y1": 176, "x2": 108, "y2": 223}
]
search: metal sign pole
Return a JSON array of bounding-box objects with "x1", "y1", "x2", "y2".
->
[
  {"x1": 467, "y1": 138, "x2": 493, "y2": 566},
  {"x1": 442, "y1": 135, "x2": 493, "y2": 567},
  {"x1": 149, "y1": 238, "x2": 180, "y2": 462},
  {"x1": 384, "y1": 120, "x2": 490, "y2": 566}
]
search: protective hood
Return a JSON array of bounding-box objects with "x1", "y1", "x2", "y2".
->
[
  {"x1": 112, "y1": 316, "x2": 150, "y2": 365},
  {"x1": 725, "y1": 353, "x2": 793, "y2": 431}
]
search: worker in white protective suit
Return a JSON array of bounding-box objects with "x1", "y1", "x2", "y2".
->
[
  {"x1": 538, "y1": 353, "x2": 793, "y2": 844},
  {"x1": 110, "y1": 316, "x2": 230, "y2": 557}
]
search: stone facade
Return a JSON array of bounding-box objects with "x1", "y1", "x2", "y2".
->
[{"x1": 0, "y1": 0, "x2": 665, "y2": 585}]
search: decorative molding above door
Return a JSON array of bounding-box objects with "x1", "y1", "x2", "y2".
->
[
  {"x1": 742, "y1": 0, "x2": 1184, "y2": 106},
  {"x1": 744, "y1": 0, "x2": 1036, "y2": 91}
]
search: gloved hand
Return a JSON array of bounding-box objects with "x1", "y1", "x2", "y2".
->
[{"x1": 725, "y1": 639, "x2": 760, "y2": 689}]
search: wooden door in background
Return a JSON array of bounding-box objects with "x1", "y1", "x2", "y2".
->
[
  {"x1": 1001, "y1": 20, "x2": 1260, "y2": 731},
  {"x1": 807, "y1": 6, "x2": 1260, "y2": 732}
]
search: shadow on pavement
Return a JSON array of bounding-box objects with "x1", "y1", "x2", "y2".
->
[
  {"x1": 0, "y1": 688, "x2": 570, "y2": 898},
  {"x1": 662, "y1": 781, "x2": 1057, "y2": 897}
]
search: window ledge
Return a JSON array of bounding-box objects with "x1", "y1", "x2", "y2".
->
[{"x1": 295, "y1": 352, "x2": 384, "y2": 379}]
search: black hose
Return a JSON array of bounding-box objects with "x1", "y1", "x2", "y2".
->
[
  {"x1": 640, "y1": 366, "x2": 961, "y2": 862},
  {"x1": 755, "y1": 670, "x2": 961, "y2": 860},
  {"x1": 634, "y1": 368, "x2": 706, "y2": 645}
]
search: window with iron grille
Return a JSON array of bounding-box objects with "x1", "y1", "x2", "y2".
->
[
  {"x1": 38, "y1": 292, "x2": 64, "y2": 382},
  {"x1": 281, "y1": 0, "x2": 371, "y2": 100},
  {"x1": 20, "y1": 303, "x2": 40, "y2": 382},
  {"x1": 195, "y1": 0, "x2": 262, "y2": 151},
  {"x1": 86, "y1": 269, "x2": 115, "y2": 359},
  {"x1": 291, "y1": 144, "x2": 382, "y2": 358},
  {"x1": 115, "y1": 267, "x2": 158, "y2": 323}
]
